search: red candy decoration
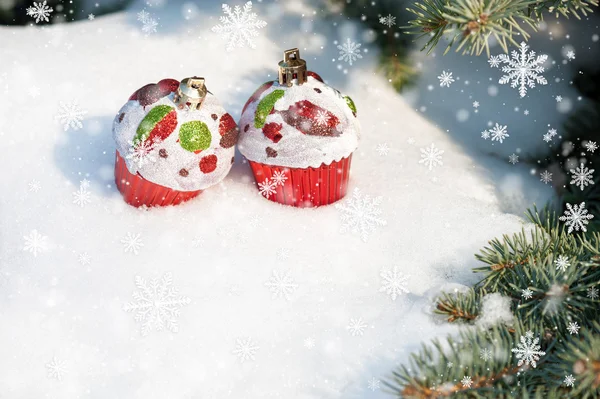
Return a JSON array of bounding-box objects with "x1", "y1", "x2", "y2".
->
[
  {"x1": 307, "y1": 71, "x2": 324, "y2": 82},
  {"x1": 262, "y1": 122, "x2": 283, "y2": 143},
  {"x1": 279, "y1": 100, "x2": 340, "y2": 137},
  {"x1": 199, "y1": 154, "x2": 218, "y2": 173},
  {"x1": 157, "y1": 78, "x2": 179, "y2": 95},
  {"x1": 218, "y1": 113, "x2": 239, "y2": 148}
]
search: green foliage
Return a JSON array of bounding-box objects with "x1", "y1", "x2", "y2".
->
[
  {"x1": 405, "y1": 0, "x2": 598, "y2": 55},
  {"x1": 385, "y1": 208, "x2": 600, "y2": 398}
]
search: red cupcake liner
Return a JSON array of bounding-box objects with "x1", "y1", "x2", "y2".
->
[
  {"x1": 114, "y1": 151, "x2": 201, "y2": 208},
  {"x1": 248, "y1": 154, "x2": 352, "y2": 208}
]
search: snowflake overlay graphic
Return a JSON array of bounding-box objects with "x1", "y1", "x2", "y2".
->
[
  {"x1": 511, "y1": 331, "x2": 546, "y2": 368},
  {"x1": 480, "y1": 348, "x2": 492, "y2": 361},
  {"x1": 509, "y1": 153, "x2": 519, "y2": 164},
  {"x1": 419, "y1": 143, "x2": 444, "y2": 170},
  {"x1": 567, "y1": 321, "x2": 580, "y2": 335},
  {"x1": 121, "y1": 232, "x2": 144, "y2": 255},
  {"x1": 304, "y1": 337, "x2": 315, "y2": 349},
  {"x1": 126, "y1": 139, "x2": 158, "y2": 168},
  {"x1": 379, "y1": 14, "x2": 396, "y2": 28},
  {"x1": 585, "y1": 141, "x2": 598, "y2": 153},
  {"x1": 335, "y1": 188, "x2": 387, "y2": 242},
  {"x1": 123, "y1": 272, "x2": 191, "y2": 336},
  {"x1": 461, "y1": 376, "x2": 473, "y2": 388},
  {"x1": 438, "y1": 70, "x2": 455, "y2": 87},
  {"x1": 489, "y1": 41, "x2": 548, "y2": 97},
  {"x1": 379, "y1": 266, "x2": 410, "y2": 301},
  {"x1": 564, "y1": 374, "x2": 576, "y2": 387},
  {"x1": 27, "y1": 1, "x2": 53, "y2": 23},
  {"x1": 315, "y1": 110, "x2": 330, "y2": 126},
  {"x1": 338, "y1": 38, "x2": 363, "y2": 66},
  {"x1": 212, "y1": 1, "x2": 267, "y2": 52},
  {"x1": 45, "y1": 357, "x2": 67, "y2": 381},
  {"x1": 489, "y1": 123, "x2": 509, "y2": 143},
  {"x1": 347, "y1": 317, "x2": 367, "y2": 336},
  {"x1": 264, "y1": 270, "x2": 298, "y2": 300},
  {"x1": 376, "y1": 143, "x2": 390, "y2": 156},
  {"x1": 23, "y1": 229, "x2": 48, "y2": 257},
  {"x1": 233, "y1": 337, "x2": 259, "y2": 362},
  {"x1": 554, "y1": 255, "x2": 570, "y2": 272},
  {"x1": 142, "y1": 18, "x2": 158, "y2": 34},
  {"x1": 522, "y1": 288, "x2": 533, "y2": 300},
  {"x1": 271, "y1": 170, "x2": 288, "y2": 186},
  {"x1": 588, "y1": 286, "x2": 599, "y2": 300},
  {"x1": 72, "y1": 180, "x2": 91, "y2": 207},
  {"x1": 28, "y1": 179, "x2": 41, "y2": 192},
  {"x1": 559, "y1": 202, "x2": 594, "y2": 234},
  {"x1": 367, "y1": 377, "x2": 381, "y2": 391},
  {"x1": 569, "y1": 163, "x2": 594, "y2": 191},
  {"x1": 56, "y1": 100, "x2": 87, "y2": 131},
  {"x1": 540, "y1": 170, "x2": 552, "y2": 184}
]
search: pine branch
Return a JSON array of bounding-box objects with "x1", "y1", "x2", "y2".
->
[{"x1": 406, "y1": 0, "x2": 599, "y2": 56}]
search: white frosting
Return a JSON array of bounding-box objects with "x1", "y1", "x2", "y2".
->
[
  {"x1": 113, "y1": 93, "x2": 236, "y2": 191},
  {"x1": 238, "y1": 77, "x2": 360, "y2": 168}
]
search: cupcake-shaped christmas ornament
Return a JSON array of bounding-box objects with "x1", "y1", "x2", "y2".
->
[
  {"x1": 113, "y1": 77, "x2": 238, "y2": 207},
  {"x1": 238, "y1": 48, "x2": 360, "y2": 207}
]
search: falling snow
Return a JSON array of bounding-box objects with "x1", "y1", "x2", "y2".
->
[
  {"x1": 212, "y1": 1, "x2": 267, "y2": 52},
  {"x1": 554, "y1": 255, "x2": 571, "y2": 272},
  {"x1": 258, "y1": 178, "x2": 277, "y2": 198},
  {"x1": 437, "y1": 70, "x2": 455, "y2": 87},
  {"x1": 121, "y1": 232, "x2": 144, "y2": 254},
  {"x1": 379, "y1": 14, "x2": 396, "y2": 28},
  {"x1": 376, "y1": 143, "x2": 390, "y2": 156},
  {"x1": 508, "y1": 153, "x2": 519, "y2": 164},
  {"x1": 45, "y1": 357, "x2": 67, "y2": 381},
  {"x1": 72, "y1": 180, "x2": 91, "y2": 207},
  {"x1": 569, "y1": 163, "x2": 594, "y2": 191},
  {"x1": 419, "y1": 143, "x2": 444, "y2": 170},
  {"x1": 379, "y1": 266, "x2": 410, "y2": 301},
  {"x1": 567, "y1": 322, "x2": 580, "y2": 335},
  {"x1": 564, "y1": 374, "x2": 576, "y2": 387},
  {"x1": 511, "y1": 331, "x2": 545, "y2": 368},
  {"x1": 123, "y1": 272, "x2": 191, "y2": 336},
  {"x1": 559, "y1": 202, "x2": 594, "y2": 234},
  {"x1": 584, "y1": 141, "x2": 598, "y2": 153},
  {"x1": 489, "y1": 123, "x2": 509, "y2": 143},
  {"x1": 271, "y1": 170, "x2": 288, "y2": 186},
  {"x1": 489, "y1": 42, "x2": 548, "y2": 98},
  {"x1": 264, "y1": 270, "x2": 298, "y2": 300},
  {"x1": 588, "y1": 286, "x2": 599, "y2": 300},
  {"x1": 23, "y1": 229, "x2": 48, "y2": 257},
  {"x1": 26, "y1": 1, "x2": 53, "y2": 23},
  {"x1": 232, "y1": 337, "x2": 259, "y2": 362},
  {"x1": 521, "y1": 288, "x2": 533, "y2": 300},
  {"x1": 461, "y1": 376, "x2": 473, "y2": 388},
  {"x1": 540, "y1": 170, "x2": 552, "y2": 184},
  {"x1": 335, "y1": 188, "x2": 386, "y2": 242},
  {"x1": 126, "y1": 139, "x2": 158, "y2": 168},
  {"x1": 337, "y1": 38, "x2": 363, "y2": 65},
  {"x1": 347, "y1": 317, "x2": 367, "y2": 336},
  {"x1": 480, "y1": 348, "x2": 492, "y2": 361}
]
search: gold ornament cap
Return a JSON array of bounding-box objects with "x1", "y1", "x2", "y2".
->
[
  {"x1": 174, "y1": 77, "x2": 207, "y2": 110},
  {"x1": 278, "y1": 48, "x2": 307, "y2": 87}
]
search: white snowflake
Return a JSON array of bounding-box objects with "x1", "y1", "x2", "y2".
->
[
  {"x1": 567, "y1": 321, "x2": 580, "y2": 335},
  {"x1": 509, "y1": 153, "x2": 519, "y2": 164},
  {"x1": 481, "y1": 130, "x2": 490, "y2": 140},
  {"x1": 142, "y1": 18, "x2": 158, "y2": 34},
  {"x1": 490, "y1": 42, "x2": 548, "y2": 98},
  {"x1": 264, "y1": 270, "x2": 298, "y2": 300},
  {"x1": 564, "y1": 374, "x2": 576, "y2": 387},
  {"x1": 258, "y1": 178, "x2": 277, "y2": 198},
  {"x1": 555, "y1": 95, "x2": 563, "y2": 102},
  {"x1": 419, "y1": 143, "x2": 444, "y2": 170},
  {"x1": 554, "y1": 255, "x2": 571, "y2": 272},
  {"x1": 271, "y1": 170, "x2": 287, "y2": 186},
  {"x1": 379, "y1": 14, "x2": 396, "y2": 28},
  {"x1": 212, "y1": 1, "x2": 267, "y2": 52},
  {"x1": 45, "y1": 357, "x2": 67, "y2": 381},
  {"x1": 489, "y1": 123, "x2": 509, "y2": 143},
  {"x1": 304, "y1": 337, "x2": 315, "y2": 349},
  {"x1": 335, "y1": 188, "x2": 386, "y2": 242},
  {"x1": 438, "y1": 70, "x2": 455, "y2": 87},
  {"x1": 23, "y1": 229, "x2": 48, "y2": 257},
  {"x1": 56, "y1": 100, "x2": 87, "y2": 131},
  {"x1": 346, "y1": 317, "x2": 367, "y2": 336},
  {"x1": 480, "y1": 348, "x2": 492, "y2": 361},
  {"x1": 72, "y1": 182, "x2": 91, "y2": 207},
  {"x1": 540, "y1": 170, "x2": 552, "y2": 184},
  {"x1": 559, "y1": 202, "x2": 594, "y2": 234},
  {"x1": 543, "y1": 132, "x2": 554, "y2": 143},
  {"x1": 28, "y1": 179, "x2": 41, "y2": 192},
  {"x1": 137, "y1": 10, "x2": 150, "y2": 23},
  {"x1": 126, "y1": 139, "x2": 157, "y2": 168},
  {"x1": 379, "y1": 266, "x2": 410, "y2": 301},
  {"x1": 233, "y1": 337, "x2": 259, "y2": 362},
  {"x1": 447, "y1": 362, "x2": 453, "y2": 368},
  {"x1": 521, "y1": 288, "x2": 533, "y2": 300},
  {"x1": 461, "y1": 376, "x2": 473, "y2": 388},
  {"x1": 566, "y1": 50, "x2": 576, "y2": 60},
  {"x1": 569, "y1": 163, "x2": 594, "y2": 191},
  {"x1": 121, "y1": 232, "x2": 144, "y2": 255},
  {"x1": 88, "y1": 13, "x2": 95, "y2": 20},
  {"x1": 588, "y1": 286, "x2": 599, "y2": 300},
  {"x1": 524, "y1": 109, "x2": 530, "y2": 115},
  {"x1": 584, "y1": 141, "x2": 598, "y2": 153},
  {"x1": 123, "y1": 272, "x2": 191, "y2": 336},
  {"x1": 337, "y1": 38, "x2": 363, "y2": 66},
  {"x1": 315, "y1": 110, "x2": 330, "y2": 126},
  {"x1": 78, "y1": 252, "x2": 91, "y2": 266},
  {"x1": 26, "y1": 1, "x2": 53, "y2": 23},
  {"x1": 511, "y1": 330, "x2": 546, "y2": 368},
  {"x1": 367, "y1": 377, "x2": 381, "y2": 391},
  {"x1": 473, "y1": 101, "x2": 480, "y2": 108},
  {"x1": 376, "y1": 143, "x2": 390, "y2": 156}
]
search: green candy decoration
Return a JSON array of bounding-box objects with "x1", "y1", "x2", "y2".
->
[
  {"x1": 254, "y1": 89, "x2": 285, "y2": 128},
  {"x1": 134, "y1": 105, "x2": 175, "y2": 145},
  {"x1": 179, "y1": 120, "x2": 211, "y2": 152},
  {"x1": 343, "y1": 95, "x2": 357, "y2": 116}
]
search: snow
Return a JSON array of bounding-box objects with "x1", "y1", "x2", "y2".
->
[
  {"x1": 475, "y1": 293, "x2": 514, "y2": 330},
  {"x1": 0, "y1": 0, "x2": 555, "y2": 397}
]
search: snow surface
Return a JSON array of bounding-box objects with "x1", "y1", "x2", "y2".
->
[{"x1": 0, "y1": 0, "x2": 557, "y2": 397}]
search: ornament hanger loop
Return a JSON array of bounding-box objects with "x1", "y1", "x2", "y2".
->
[
  {"x1": 174, "y1": 76, "x2": 207, "y2": 110},
  {"x1": 278, "y1": 48, "x2": 307, "y2": 87}
]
